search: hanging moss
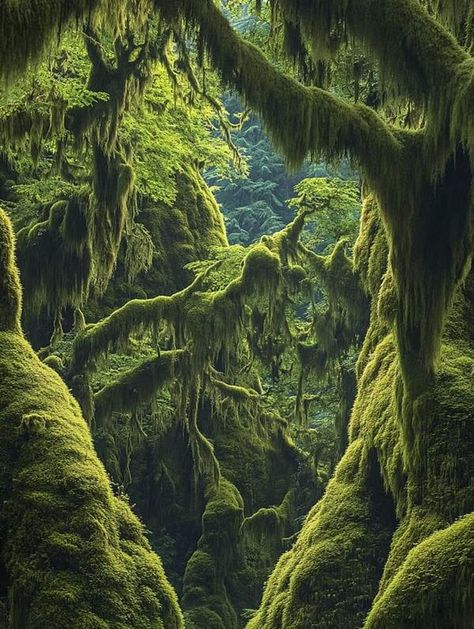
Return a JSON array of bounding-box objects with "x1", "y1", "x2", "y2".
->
[
  {"x1": 0, "y1": 1, "x2": 100, "y2": 81},
  {"x1": 16, "y1": 192, "x2": 93, "y2": 319},
  {"x1": 248, "y1": 188, "x2": 474, "y2": 627},
  {"x1": 273, "y1": 0, "x2": 474, "y2": 147},
  {"x1": 72, "y1": 238, "x2": 283, "y2": 374},
  {"x1": 90, "y1": 143, "x2": 136, "y2": 292},
  {"x1": 156, "y1": 0, "x2": 401, "y2": 176},
  {"x1": 242, "y1": 490, "x2": 295, "y2": 578},
  {"x1": 94, "y1": 349, "x2": 187, "y2": 427},
  {"x1": 158, "y1": 0, "x2": 474, "y2": 374},
  {"x1": 0, "y1": 0, "x2": 143, "y2": 83}
]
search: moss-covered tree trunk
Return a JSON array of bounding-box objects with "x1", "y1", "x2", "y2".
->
[
  {"x1": 0, "y1": 208, "x2": 184, "y2": 627},
  {"x1": 248, "y1": 194, "x2": 474, "y2": 628}
]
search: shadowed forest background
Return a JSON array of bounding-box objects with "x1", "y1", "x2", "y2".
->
[{"x1": 0, "y1": 1, "x2": 473, "y2": 628}]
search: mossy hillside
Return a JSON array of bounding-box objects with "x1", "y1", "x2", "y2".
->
[{"x1": 0, "y1": 207, "x2": 183, "y2": 628}]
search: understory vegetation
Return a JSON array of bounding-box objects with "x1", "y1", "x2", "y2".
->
[{"x1": 0, "y1": 1, "x2": 473, "y2": 628}]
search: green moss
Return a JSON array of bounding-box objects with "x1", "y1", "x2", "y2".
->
[
  {"x1": 248, "y1": 440, "x2": 396, "y2": 628},
  {"x1": 182, "y1": 478, "x2": 244, "y2": 629},
  {"x1": 365, "y1": 514, "x2": 474, "y2": 629},
  {"x1": 17, "y1": 193, "x2": 92, "y2": 319},
  {"x1": 249, "y1": 192, "x2": 474, "y2": 627},
  {"x1": 43, "y1": 353, "x2": 66, "y2": 375},
  {"x1": 0, "y1": 207, "x2": 22, "y2": 333},
  {"x1": 164, "y1": 0, "x2": 474, "y2": 376},
  {"x1": 0, "y1": 332, "x2": 184, "y2": 628},
  {"x1": 242, "y1": 490, "x2": 295, "y2": 576},
  {"x1": 72, "y1": 238, "x2": 283, "y2": 374},
  {"x1": 0, "y1": 208, "x2": 183, "y2": 627}
]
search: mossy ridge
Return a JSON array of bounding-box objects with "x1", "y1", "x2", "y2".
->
[
  {"x1": 365, "y1": 513, "x2": 474, "y2": 629},
  {"x1": 0, "y1": 209, "x2": 183, "y2": 628}
]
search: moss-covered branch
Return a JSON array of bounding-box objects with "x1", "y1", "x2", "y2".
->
[
  {"x1": 155, "y1": 0, "x2": 401, "y2": 177},
  {"x1": 94, "y1": 349, "x2": 187, "y2": 426},
  {"x1": 277, "y1": 0, "x2": 469, "y2": 95},
  {"x1": 72, "y1": 244, "x2": 282, "y2": 374}
]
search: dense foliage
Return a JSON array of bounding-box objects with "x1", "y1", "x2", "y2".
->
[{"x1": 0, "y1": 1, "x2": 473, "y2": 628}]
